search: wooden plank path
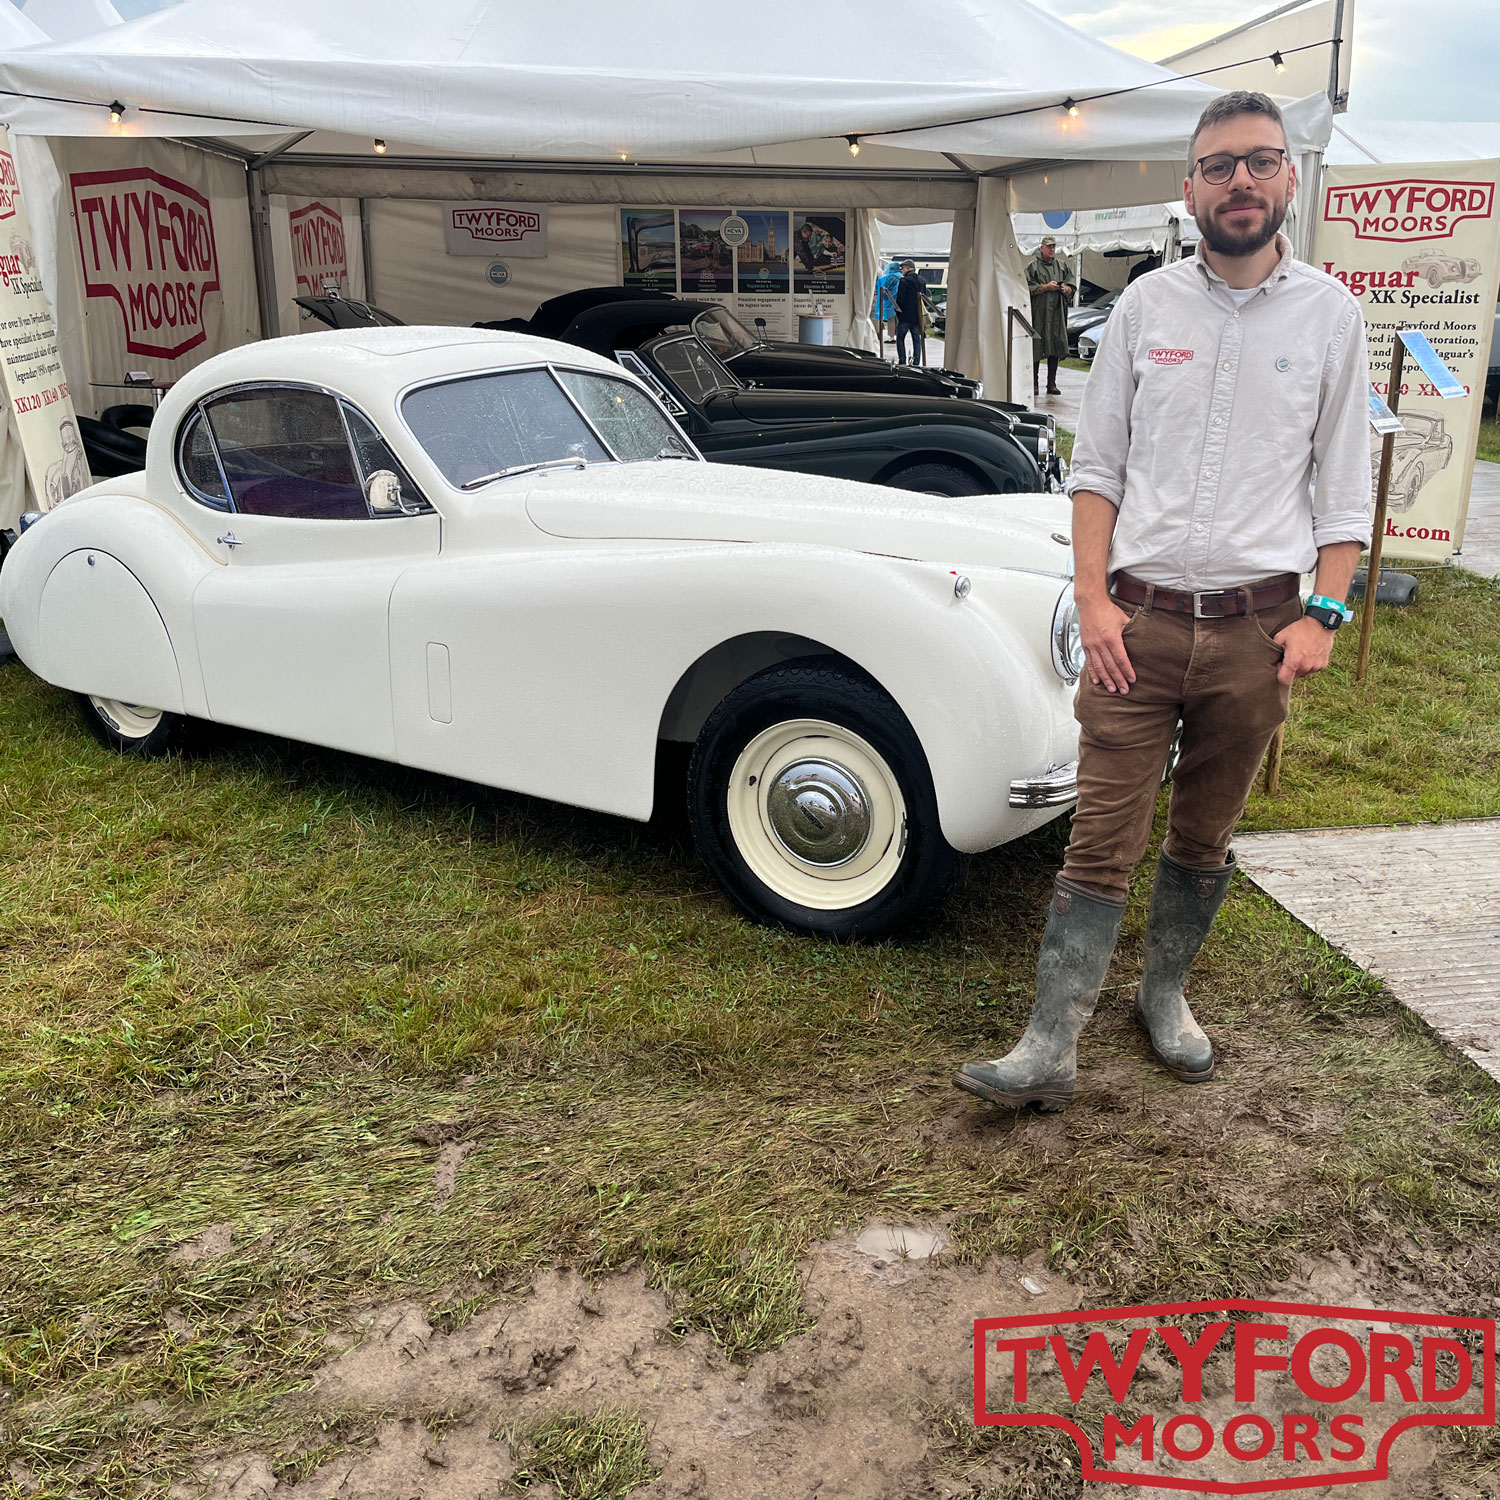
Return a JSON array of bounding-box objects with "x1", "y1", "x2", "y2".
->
[{"x1": 1233, "y1": 819, "x2": 1500, "y2": 1083}]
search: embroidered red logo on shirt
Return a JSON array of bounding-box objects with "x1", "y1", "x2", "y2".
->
[{"x1": 1149, "y1": 348, "x2": 1195, "y2": 366}]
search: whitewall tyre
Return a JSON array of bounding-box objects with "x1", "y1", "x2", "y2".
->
[
  {"x1": 688, "y1": 659, "x2": 961, "y2": 938},
  {"x1": 75, "y1": 693, "x2": 181, "y2": 757}
]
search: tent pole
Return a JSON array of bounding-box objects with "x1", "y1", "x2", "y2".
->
[
  {"x1": 246, "y1": 165, "x2": 279, "y2": 339},
  {"x1": 360, "y1": 199, "x2": 375, "y2": 303}
]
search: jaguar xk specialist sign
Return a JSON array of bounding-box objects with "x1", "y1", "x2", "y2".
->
[
  {"x1": 974, "y1": 1297, "x2": 1496, "y2": 1492},
  {"x1": 1313, "y1": 159, "x2": 1500, "y2": 564}
]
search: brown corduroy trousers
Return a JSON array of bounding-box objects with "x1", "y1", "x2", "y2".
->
[{"x1": 1059, "y1": 586, "x2": 1302, "y2": 902}]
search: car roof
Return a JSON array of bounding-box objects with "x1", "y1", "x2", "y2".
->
[
  {"x1": 561, "y1": 300, "x2": 723, "y2": 351},
  {"x1": 157, "y1": 327, "x2": 627, "y2": 429}
]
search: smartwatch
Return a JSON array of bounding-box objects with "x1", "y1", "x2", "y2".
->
[{"x1": 1305, "y1": 594, "x2": 1353, "y2": 631}]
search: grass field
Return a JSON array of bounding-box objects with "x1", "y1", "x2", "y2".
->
[{"x1": 4, "y1": 567, "x2": 1500, "y2": 1493}]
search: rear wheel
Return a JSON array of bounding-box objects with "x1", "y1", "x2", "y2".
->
[
  {"x1": 76, "y1": 693, "x2": 181, "y2": 757},
  {"x1": 885, "y1": 461, "x2": 987, "y2": 498},
  {"x1": 687, "y1": 659, "x2": 961, "y2": 938}
]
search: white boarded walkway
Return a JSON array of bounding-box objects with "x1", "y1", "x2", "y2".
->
[{"x1": 1234, "y1": 820, "x2": 1500, "y2": 1083}]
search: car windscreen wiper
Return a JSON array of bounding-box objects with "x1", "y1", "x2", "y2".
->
[
  {"x1": 460, "y1": 455, "x2": 589, "y2": 490},
  {"x1": 653, "y1": 447, "x2": 695, "y2": 460}
]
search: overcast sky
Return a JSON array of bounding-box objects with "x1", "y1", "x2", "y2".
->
[{"x1": 1029, "y1": 0, "x2": 1500, "y2": 122}]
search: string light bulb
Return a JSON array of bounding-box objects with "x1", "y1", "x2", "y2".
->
[
  {"x1": 373, "y1": 139, "x2": 387, "y2": 154},
  {"x1": 1271, "y1": 50, "x2": 1286, "y2": 73},
  {"x1": 1062, "y1": 97, "x2": 1079, "y2": 117},
  {"x1": 846, "y1": 135, "x2": 861, "y2": 156},
  {"x1": 108, "y1": 100, "x2": 124, "y2": 124}
]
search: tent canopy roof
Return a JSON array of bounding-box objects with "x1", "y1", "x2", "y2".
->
[{"x1": 0, "y1": 0, "x2": 1329, "y2": 182}]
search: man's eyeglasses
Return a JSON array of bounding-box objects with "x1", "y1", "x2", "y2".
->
[{"x1": 1192, "y1": 148, "x2": 1288, "y2": 185}]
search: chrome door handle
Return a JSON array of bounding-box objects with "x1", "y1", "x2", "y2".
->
[{"x1": 216, "y1": 532, "x2": 243, "y2": 549}]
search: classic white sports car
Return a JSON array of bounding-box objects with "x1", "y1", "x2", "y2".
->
[{"x1": 0, "y1": 328, "x2": 1083, "y2": 937}]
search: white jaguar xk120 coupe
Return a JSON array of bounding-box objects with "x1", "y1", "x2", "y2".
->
[{"x1": 1, "y1": 328, "x2": 1084, "y2": 936}]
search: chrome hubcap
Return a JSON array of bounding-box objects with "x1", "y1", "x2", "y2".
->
[{"x1": 765, "y1": 758, "x2": 871, "y2": 867}]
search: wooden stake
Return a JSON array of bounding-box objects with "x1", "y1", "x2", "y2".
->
[
  {"x1": 1262, "y1": 722, "x2": 1285, "y2": 795},
  {"x1": 1355, "y1": 337, "x2": 1405, "y2": 685}
]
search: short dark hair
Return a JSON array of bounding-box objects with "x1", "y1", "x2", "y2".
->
[{"x1": 1189, "y1": 90, "x2": 1287, "y2": 167}]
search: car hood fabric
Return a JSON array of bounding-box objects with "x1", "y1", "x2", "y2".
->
[{"x1": 522, "y1": 460, "x2": 1071, "y2": 575}]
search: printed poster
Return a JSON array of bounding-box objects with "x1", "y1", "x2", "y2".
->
[
  {"x1": 792, "y1": 212, "x2": 846, "y2": 297},
  {"x1": 678, "y1": 209, "x2": 734, "y2": 296},
  {"x1": 736, "y1": 211, "x2": 789, "y2": 296},
  {"x1": 0, "y1": 127, "x2": 89, "y2": 509},
  {"x1": 620, "y1": 209, "x2": 677, "y2": 294},
  {"x1": 1313, "y1": 160, "x2": 1500, "y2": 561}
]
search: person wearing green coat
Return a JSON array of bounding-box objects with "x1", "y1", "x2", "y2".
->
[{"x1": 1027, "y1": 234, "x2": 1075, "y2": 397}]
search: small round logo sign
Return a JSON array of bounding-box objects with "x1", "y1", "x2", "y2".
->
[
  {"x1": 487, "y1": 261, "x2": 511, "y2": 286},
  {"x1": 719, "y1": 216, "x2": 750, "y2": 247}
]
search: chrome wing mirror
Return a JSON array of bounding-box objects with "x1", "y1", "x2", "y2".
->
[{"x1": 365, "y1": 469, "x2": 421, "y2": 517}]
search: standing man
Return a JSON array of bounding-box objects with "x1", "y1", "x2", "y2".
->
[
  {"x1": 956, "y1": 91, "x2": 1372, "y2": 1111},
  {"x1": 1027, "y1": 234, "x2": 1075, "y2": 396},
  {"x1": 894, "y1": 260, "x2": 933, "y2": 365}
]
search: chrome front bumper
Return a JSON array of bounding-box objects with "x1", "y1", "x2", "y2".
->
[{"x1": 1009, "y1": 761, "x2": 1080, "y2": 808}]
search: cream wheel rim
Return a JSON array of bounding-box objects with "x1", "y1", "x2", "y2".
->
[
  {"x1": 89, "y1": 696, "x2": 164, "y2": 740},
  {"x1": 726, "y1": 718, "x2": 907, "y2": 910}
]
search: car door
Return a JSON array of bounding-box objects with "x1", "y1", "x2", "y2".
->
[{"x1": 187, "y1": 383, "x2": 439, "y2": 759}]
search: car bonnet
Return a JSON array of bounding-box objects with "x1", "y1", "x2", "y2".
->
[{"x1": 521, "y1": 461, "x2": 1071, "y2": 574}]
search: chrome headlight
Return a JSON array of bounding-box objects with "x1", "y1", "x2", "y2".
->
[
  {"x1": 1036, "y1": 427, "x2": 1051, "y2": 465},
  {"x1": 1051, "y1": 582, "x2": 1084, "y2": 682}
]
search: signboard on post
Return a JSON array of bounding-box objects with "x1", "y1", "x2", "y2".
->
[
  {"x1": 1313, "y1": 160, "x2": 1500, "y2": 562},
  {"x1": 0, "y1": 126, "x2": 89, "y2": 511}
]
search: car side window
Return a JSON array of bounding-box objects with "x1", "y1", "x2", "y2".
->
[
  {"x1": 178, "y1": 408, "x2": 230, "y2": 509},
  {"x1": 554, "y1": 370, "x2": 694, "y2": 462},
  {"x1": 204, "y1": 387, "x2": 367, "y2": 520},
  {"x1": 342, "y1": 403, "x2": 433, "y2": 513},
  {"x1": 648, "y1": 338, "x2": 738, "y2": 404}
]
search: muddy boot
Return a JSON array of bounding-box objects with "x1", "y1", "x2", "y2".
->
[
  {"x1": 954, "y1": 878, "x2": 1126, "y2": 1110},
  {"x1": 1045, "y1": 356, "x2": 1062, "y2": 395},
  {"x1": 1134, "y1": 850, "x2": 1235, "y2": 1083}
]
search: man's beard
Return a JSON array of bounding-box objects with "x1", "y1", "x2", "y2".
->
[{"x1": 1196, "y1": 189, "x2": 1288, "y2": 257}]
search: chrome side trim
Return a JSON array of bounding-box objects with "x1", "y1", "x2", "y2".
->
[{"x1": 1008, "y1": 761, "x2": 1079, "y2": 808}]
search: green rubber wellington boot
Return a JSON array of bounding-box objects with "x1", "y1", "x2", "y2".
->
[
  {"x1": 1134, "y1": 850, "x2": 1236, "y2": 1083},
  {"x1": 954, "y1": 878, "x2": 1126, "y2": 1110}
]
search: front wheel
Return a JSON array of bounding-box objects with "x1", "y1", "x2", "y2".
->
[
  {"x1": 884, "y1": 461, "x2": 987, "y2": 498},
  {"x1": 687, "y1": 660, "x2": 962, "y2": 938},
  {"x1": 75, "y1": 693, "x2": 181, "y2": 757}
]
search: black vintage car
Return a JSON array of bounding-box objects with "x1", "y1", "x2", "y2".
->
[
  {"x1": 544, "y1": 299, "x2": 1049, "y2": 496},
  {"x1": 296, "y1": 293, "x2": 1052, "y2": 497},
  {"x1": 515, "y1": 285, "x2": 984, "y2": 399}
]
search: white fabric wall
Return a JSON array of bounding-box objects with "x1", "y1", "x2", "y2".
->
[
  {"x1": 367, "y1": 199, "x2": 620, "y2": 327},
  {"x1": 944, "y1": 179, "x2": 1031, "y2": 399}
]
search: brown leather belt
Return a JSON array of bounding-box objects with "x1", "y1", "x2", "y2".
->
[{"x1": 1110, "y1": 571, "x2": 1300, "y2": 619}]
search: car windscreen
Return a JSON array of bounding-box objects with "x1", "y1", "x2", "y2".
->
[
  {"x1": 403, "y1": 368, "x2": 609, "y2": 487},
  {"x1": 691, "y1": 307, "x2": 760, "y2": 359},
  {"x1": 646, "y1": 336, "x2": 742, "y2": 403},
  {"x1": 553, "y1": 369, "x2": 695, "y2": 461}
]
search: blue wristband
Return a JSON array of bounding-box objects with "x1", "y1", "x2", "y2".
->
[{"x1": 1307, "y1": 594, "x2": 1353, "y2": 623}]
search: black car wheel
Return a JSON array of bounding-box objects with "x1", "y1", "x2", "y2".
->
[
  {"x1": 885, "y1": 461, "x2": 988, "y2": 498},
  {"x1": 688, "y1": 659, "x2": 961, "y2": 938},
  {"x1": 76, "y1": 693, "x2": 181, "y2": 757}
]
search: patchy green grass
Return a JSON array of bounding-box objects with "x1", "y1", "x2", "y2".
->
[
  {"x1": 1476, "y1": 413, "x2": 1500, "y2": 466},
  {"x1": 2, "y1": 571, "x2": 1500, "y2": 1495},
  {"x1": 507, "y1": 1408, "x2": 658, "y2": 1499}
]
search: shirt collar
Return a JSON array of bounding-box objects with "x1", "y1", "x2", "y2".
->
[{"x1": 1192, "y1": 232, "x2": 1293, "y2": 298}]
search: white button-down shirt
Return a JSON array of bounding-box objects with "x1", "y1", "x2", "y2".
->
[{"x1": 1066, "y1": 235, "x2": 1372, "y2": 591}]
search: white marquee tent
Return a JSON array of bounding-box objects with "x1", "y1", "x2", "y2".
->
[{"x1": 0, "y1": 0, "x2": 1336, "y2": 521}]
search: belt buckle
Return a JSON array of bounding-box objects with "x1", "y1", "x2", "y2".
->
[{"x1": 1191, "y1": 589, "x2": 1229, "y2": 618}]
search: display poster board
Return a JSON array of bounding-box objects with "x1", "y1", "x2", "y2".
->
[
  {"x1": 443, "y1": 202, "x2": 548, "y2": 258},
  {"x1": 1313, "y1": 160, "x2": 1500, "y2": 561},
  {"x1": 618, "y1": 207, "x2": 851, "y2": 343},
  {"x1": 0, "y1": 126, "x2": 89, "y2": 509}
]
